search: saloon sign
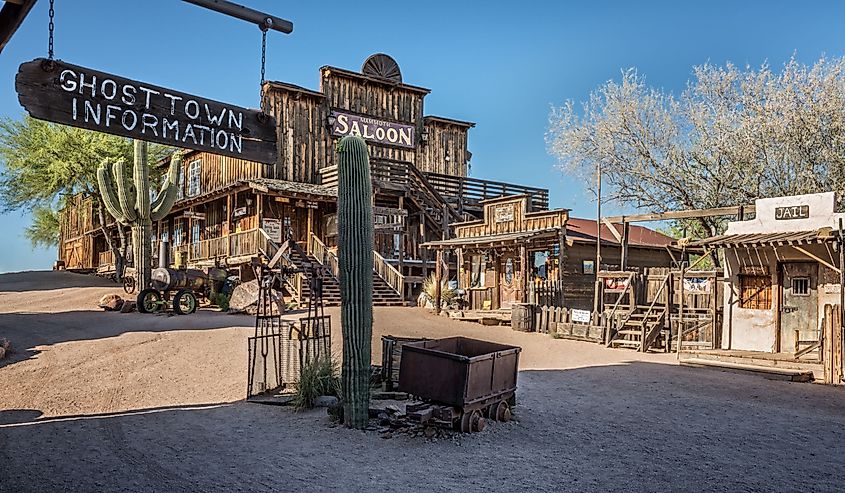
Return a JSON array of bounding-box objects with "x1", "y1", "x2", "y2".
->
[
  {"x1": 15, "y1": 59, "x2": 277, "y2": 164},
  {"x1": 330, "y1": 110, "x2": 415, "y2": 148}
]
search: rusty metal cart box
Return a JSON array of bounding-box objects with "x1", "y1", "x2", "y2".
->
[{"x1": 398, "y1": 336, "x2": 521, "y2": 409}]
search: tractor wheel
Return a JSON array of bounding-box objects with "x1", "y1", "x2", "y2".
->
[
  {"x1": 137, "y1": 289, "x2": 162, "y2": 314},
  {"x1": 122, "y1": 276, "x2": 136, "y2": 294},
  {"x1": 173, "y1": 289, "x2": 198, "y2": 315}
]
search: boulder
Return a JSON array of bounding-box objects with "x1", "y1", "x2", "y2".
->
[
  {"x1": 229, "y1": 280, "x2": 284, "y2": 315},
  {"x1": 0, "y1": 346, "x2": 5, "y2": 359},
  {"x1": 98, "y1": 294, "x2": 124, "y2": 311},
  {"x1": 120, "y1": 300, "x2": 137, "y2": 313}
]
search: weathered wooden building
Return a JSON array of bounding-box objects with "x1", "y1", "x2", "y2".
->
[
  {"x1": 423, "y1": 195, "x2": 679, "y2": 319},
  {"x1": 57, "y1": 54, "x2": 548, "y2": 305}
]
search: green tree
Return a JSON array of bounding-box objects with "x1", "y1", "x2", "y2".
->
[
  {"x1": 0, "y1": 115, "x2": 170, "y2": 272},
  {"x1": 547, "y1": 55, "x2": 845, "y2": 238}
]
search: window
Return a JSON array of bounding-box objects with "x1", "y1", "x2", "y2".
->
[
  {"x1": 504, "y1": 258, "x2": 514, "y2": 285},
  {"x1": 740, "y1": 275, "x2": 772, "y2": 310},
  {"x1": 792, "y1": 277, "x2": 810, "y2": 296},
  {"x1": 176, "y1": 162, "x2": 186, "y2": 200},
  {"x1": 173, "y1": 220, "x2": 183, "y2": 246},
  {"x1": 582, "y1": 260, "x2": 595, "y2": 275},
  {"x1": 191, "y1": 221, "x2": 202, "y2": 244},
  {"x1": 187, "y1": 159, "x2": 201, "y2": 197}
]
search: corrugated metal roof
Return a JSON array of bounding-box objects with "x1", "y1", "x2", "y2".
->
[
  {"x1": 691, "y1": 229, "x2": 839, "y2": 247},
  {"x1": 566, "y1": 217, "x2": 677, "y2": 247}
]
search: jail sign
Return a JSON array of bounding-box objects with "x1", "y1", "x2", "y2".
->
[
  {"x1": 16, "y1": 58, "x2": 277, "y2": 164},
  {"x1": 775, "y1": 205, "x2": 810, "y2": 220}
]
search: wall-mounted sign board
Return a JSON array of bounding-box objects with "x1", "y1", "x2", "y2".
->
[
  {"x1": 775, "y1": 205, "x2": 810, "y2": 220},
  {"x1": 182, "y1": 211, "x2": 206, "y2": 220},
  {"x1": 262, "y1": 218, "x2": 282, "y2": 243},
  {"x1": 16, "y1": 58, "x2": 278, "y2": 164},
  {"x1": 330, "y1": 110, "x2": 415, "y2": 149}
]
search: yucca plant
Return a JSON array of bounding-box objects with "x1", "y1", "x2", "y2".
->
[
  {"x1": 422, "y1": 273, "x2": 456, "y2": 305},
  {"x1": 293, "y1": 356, "x2": 340, "y2": 411}
]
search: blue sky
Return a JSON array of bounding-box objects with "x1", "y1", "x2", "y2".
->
[{"x1": 1, "y1": 0, "x2": 844, "y2": 272}]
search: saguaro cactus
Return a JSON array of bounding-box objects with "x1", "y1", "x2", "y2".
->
[
  {"x1": 337, "y1": 135, "x2": 374, "y2": 429},
  {"x1": 97, "y1": 140, "x2": 181, "y2": 289}
]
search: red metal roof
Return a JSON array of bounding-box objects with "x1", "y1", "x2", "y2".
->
[{"x1": 566, "y1": 217, "x2": 676, "y2": 248}]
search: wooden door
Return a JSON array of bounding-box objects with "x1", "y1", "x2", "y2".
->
[
  {"x1": 499, "y1": 255, "x2": 520, "y2": 309},
  {"x1": 780, "y1": 262, "x2": 819, "y2": 353}
]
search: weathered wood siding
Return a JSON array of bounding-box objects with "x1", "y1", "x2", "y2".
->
[
  {"x1": 262, "y1": 67, "x2": 472, "y2": 184},
  {"x1": 177, "y1": 152, "x2": 261, "y2": 199},
  {"x1": 454, "y1": 196, "x2": 568, "y2": 238},
  {"x1": 58, "y1": 194, "x2": 100, "y2": 269}
]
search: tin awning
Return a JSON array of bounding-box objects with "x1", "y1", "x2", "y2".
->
[
  {"x1": 422, "y1": 227, "x2": 562, "y2": 250},
  {"x1": 690, "y1": 228, "x2": 839, "y2": 248}
]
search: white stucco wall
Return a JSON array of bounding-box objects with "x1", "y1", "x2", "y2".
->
[{"x1": 721, "y1": 192, "x2": 843, "y2": 353}]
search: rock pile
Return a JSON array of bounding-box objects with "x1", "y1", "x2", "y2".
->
[{"x1": 0, "y1": 338, "x2": 11, "y2": 359}]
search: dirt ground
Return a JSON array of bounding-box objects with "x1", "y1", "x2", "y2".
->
[{"x1": 2, "y1": 271, "x2": 845, "y2": 492}]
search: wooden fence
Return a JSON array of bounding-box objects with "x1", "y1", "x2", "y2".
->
[
  {"x1": 533, "y1": 305, "x2": 604, "y2": 343},
  {"x1": 529, "y1": 279, "x2": 565, "y2": 307}
]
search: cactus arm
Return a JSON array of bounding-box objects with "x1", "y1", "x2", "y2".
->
[
  {"x1": 134, "y1": 140, "x2": 151, "y2": 221},
  {"x1": 97, "y1": 164, "x2": 128, "y2": 224},
  {"x1": 112, "y1": 159, "x2": 137, "y2": 223},
  {"x1": 151, "y1": 153, "x2": 181, "y2": 221}
]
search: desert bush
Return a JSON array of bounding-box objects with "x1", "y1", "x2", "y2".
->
[
  {"x1": 293, "y1": 356, "x2": 340, "y2": 411},
  {"x1": 421, "y1": 273, "x2": 456, "y2": 305},
  {"x1": 209, "y1": 291, "x2": 230, "y2": 312}
]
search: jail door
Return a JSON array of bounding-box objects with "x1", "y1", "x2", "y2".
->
[{"x1": 780, "y1": 262, "x2": 819, "y2": 353}]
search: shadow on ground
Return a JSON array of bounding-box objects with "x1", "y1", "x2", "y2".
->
[
  {"x1": 0, "y1": 271, "x2": 118, "y2": 292},
  {"x1": 2, "y1": 363, "x2": 844, "y2": 492}
]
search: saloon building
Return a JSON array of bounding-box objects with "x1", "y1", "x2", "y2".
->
[{"x1": 58, "y1": 54, "x2": 549, "y2": 305}]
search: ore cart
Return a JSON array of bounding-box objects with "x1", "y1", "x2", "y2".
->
[{"x1": 399, "y1": 336, "x2": 521, "y2": 433}]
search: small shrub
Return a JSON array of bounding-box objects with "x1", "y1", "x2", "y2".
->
[
  {"x1": 422, "y1": 274, "x2": 456, "y2": 305},
  {"x1": 209, "y1": 291, "x2": 230, "y2": 312},
  {"x1": 293, "y1": 356, "x2": 340, "y2": 411}
]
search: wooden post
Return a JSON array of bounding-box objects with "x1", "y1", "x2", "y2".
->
[
  {"x1": 676, "y1": 256, "x2": 686, "y2": 358},
  {"x1": 838, "y1": 218, "x2": 845, "y2": 383},
  {"x1": 520, "y1": 244, "x2": 529, "y2": 304},
  {"x1": 620, "y1": 220, "x2": 630, "y2": 271},
  {"x1": 420, "y1": 211, "x2": 427, "y2": 279},
  {"x1": 558, "y1": 228, "x2": 566, "y2": 282},
  {"x1": 226, "y1": 193, "x2": 232, "y2": 256},
  {"x1": 306, "y1": 206, "x2": 313, "y2": 254},
  {"x1": 398, "y1": 196, "x2": 405, "y2": 275},
  {"x1": 441, "y1": 203, "x2": 449, "y2": 240},
  {"x1": 492, "y1": 251, "x2": 500, "y2": 310},
  {"x1": 435, "y1": 249, "x2": 443, "y2": 315}
]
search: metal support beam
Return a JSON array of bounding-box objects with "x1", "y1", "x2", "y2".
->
[{"x1": 182, "y1": 0, "x2": 293, "y2": 33}]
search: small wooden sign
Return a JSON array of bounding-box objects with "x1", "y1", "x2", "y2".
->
[
  {"x1": 233, "y1": 206, "x2": 248, "y2": 218},
  {"x1": 16, "y1": 58, "x2": 278, "y2": 164},
  {"x1": 571, "y1": 309, "x2": 591, "y2": 324},
  {"x1": 775, "y1": 205, "x2": 809, "y2": 220},
  {"x1": 182, "y1": 211, "x2": 206, "y2": 220},
  {"x1": 494, "y1": 204, "x2": 515, "y2": 223},
  {"x1": 262, "y1": 218, "x2": 282, "y2": 243}
]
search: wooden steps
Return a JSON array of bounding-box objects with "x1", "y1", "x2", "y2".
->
[{"x1": 680, "y1": 358, "x2": 815, "y2": 382}]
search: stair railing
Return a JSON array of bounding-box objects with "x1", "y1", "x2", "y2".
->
[
  {"x1": 640, "y1": 273, "x2": 671, "y2": 352},
  {"x1": 308, "y1": 233, "x2": 340, "y2": 279},
  {"x1": 604, "y1": 272, "x2": 636, "y2": 347},
  {"x1": 373, "y1": 250, "x2": 404, "y2": 297}
]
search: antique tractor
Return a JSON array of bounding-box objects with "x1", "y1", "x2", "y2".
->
[{"x1": 136, "y1": 244, "x2": 228, "y2": 315}]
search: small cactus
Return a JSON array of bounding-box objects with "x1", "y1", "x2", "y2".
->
[
  {"x1": 337, "y1": 135, "x2": 374, "y2": 429},
  {"x1": 97, "y1": 140, "x2": 180, "y2": 289}
]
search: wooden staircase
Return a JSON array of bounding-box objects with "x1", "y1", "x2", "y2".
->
[{"x1": 608, "y1": 306, "x2": 669, "y2": 352}]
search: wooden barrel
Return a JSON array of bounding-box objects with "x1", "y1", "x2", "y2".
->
[{"x1": 511, "y1": 304, "x2": 535, "y2": 332}]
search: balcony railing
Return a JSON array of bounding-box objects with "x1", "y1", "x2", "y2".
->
[{"x1": 423, "y1": 171, "x2": 549, "y2": 212}]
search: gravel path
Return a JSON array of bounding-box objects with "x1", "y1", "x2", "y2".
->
[{"x1": 2, "y1": 271, "x2": 845, "y2": 492}]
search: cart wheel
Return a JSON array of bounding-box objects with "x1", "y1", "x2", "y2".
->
[
  {"x1": 471, "y1": 410, "x2": 486, "y2": 432},
  {"x1": 460, "y1": 412, "x2": 473, "y2": 433},
  {"x1": 122, "y1": 276, "x2": 136, "y2": 294},
  {"x1": 494, "y1": 401, "x2": 512, "y2": 423},
  {"x1": 137, "y1": 289, "x2": 162, "y2": 314},
  {"x1": 173, "y1": 289, "x2": 198, "y2": 315}
]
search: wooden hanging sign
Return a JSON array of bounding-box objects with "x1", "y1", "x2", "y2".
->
[{"x1": 15, "y1": 58, "x2": 278, "y2": 164}]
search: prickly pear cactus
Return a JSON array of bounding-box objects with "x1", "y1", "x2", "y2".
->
[
  {"x1": 337, "y1": 135, "x2": 374, "y2": 429},
  {"x1": 97, "y1": 140, "x2": 181, "y2": 290}
]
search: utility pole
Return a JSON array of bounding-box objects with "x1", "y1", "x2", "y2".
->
[
  {"x1": 593, "y1": 163, "x2": 602, "y2": 320},
  {"x1": 182, "y1": 0, "x2": 293, "y2": 33}
]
